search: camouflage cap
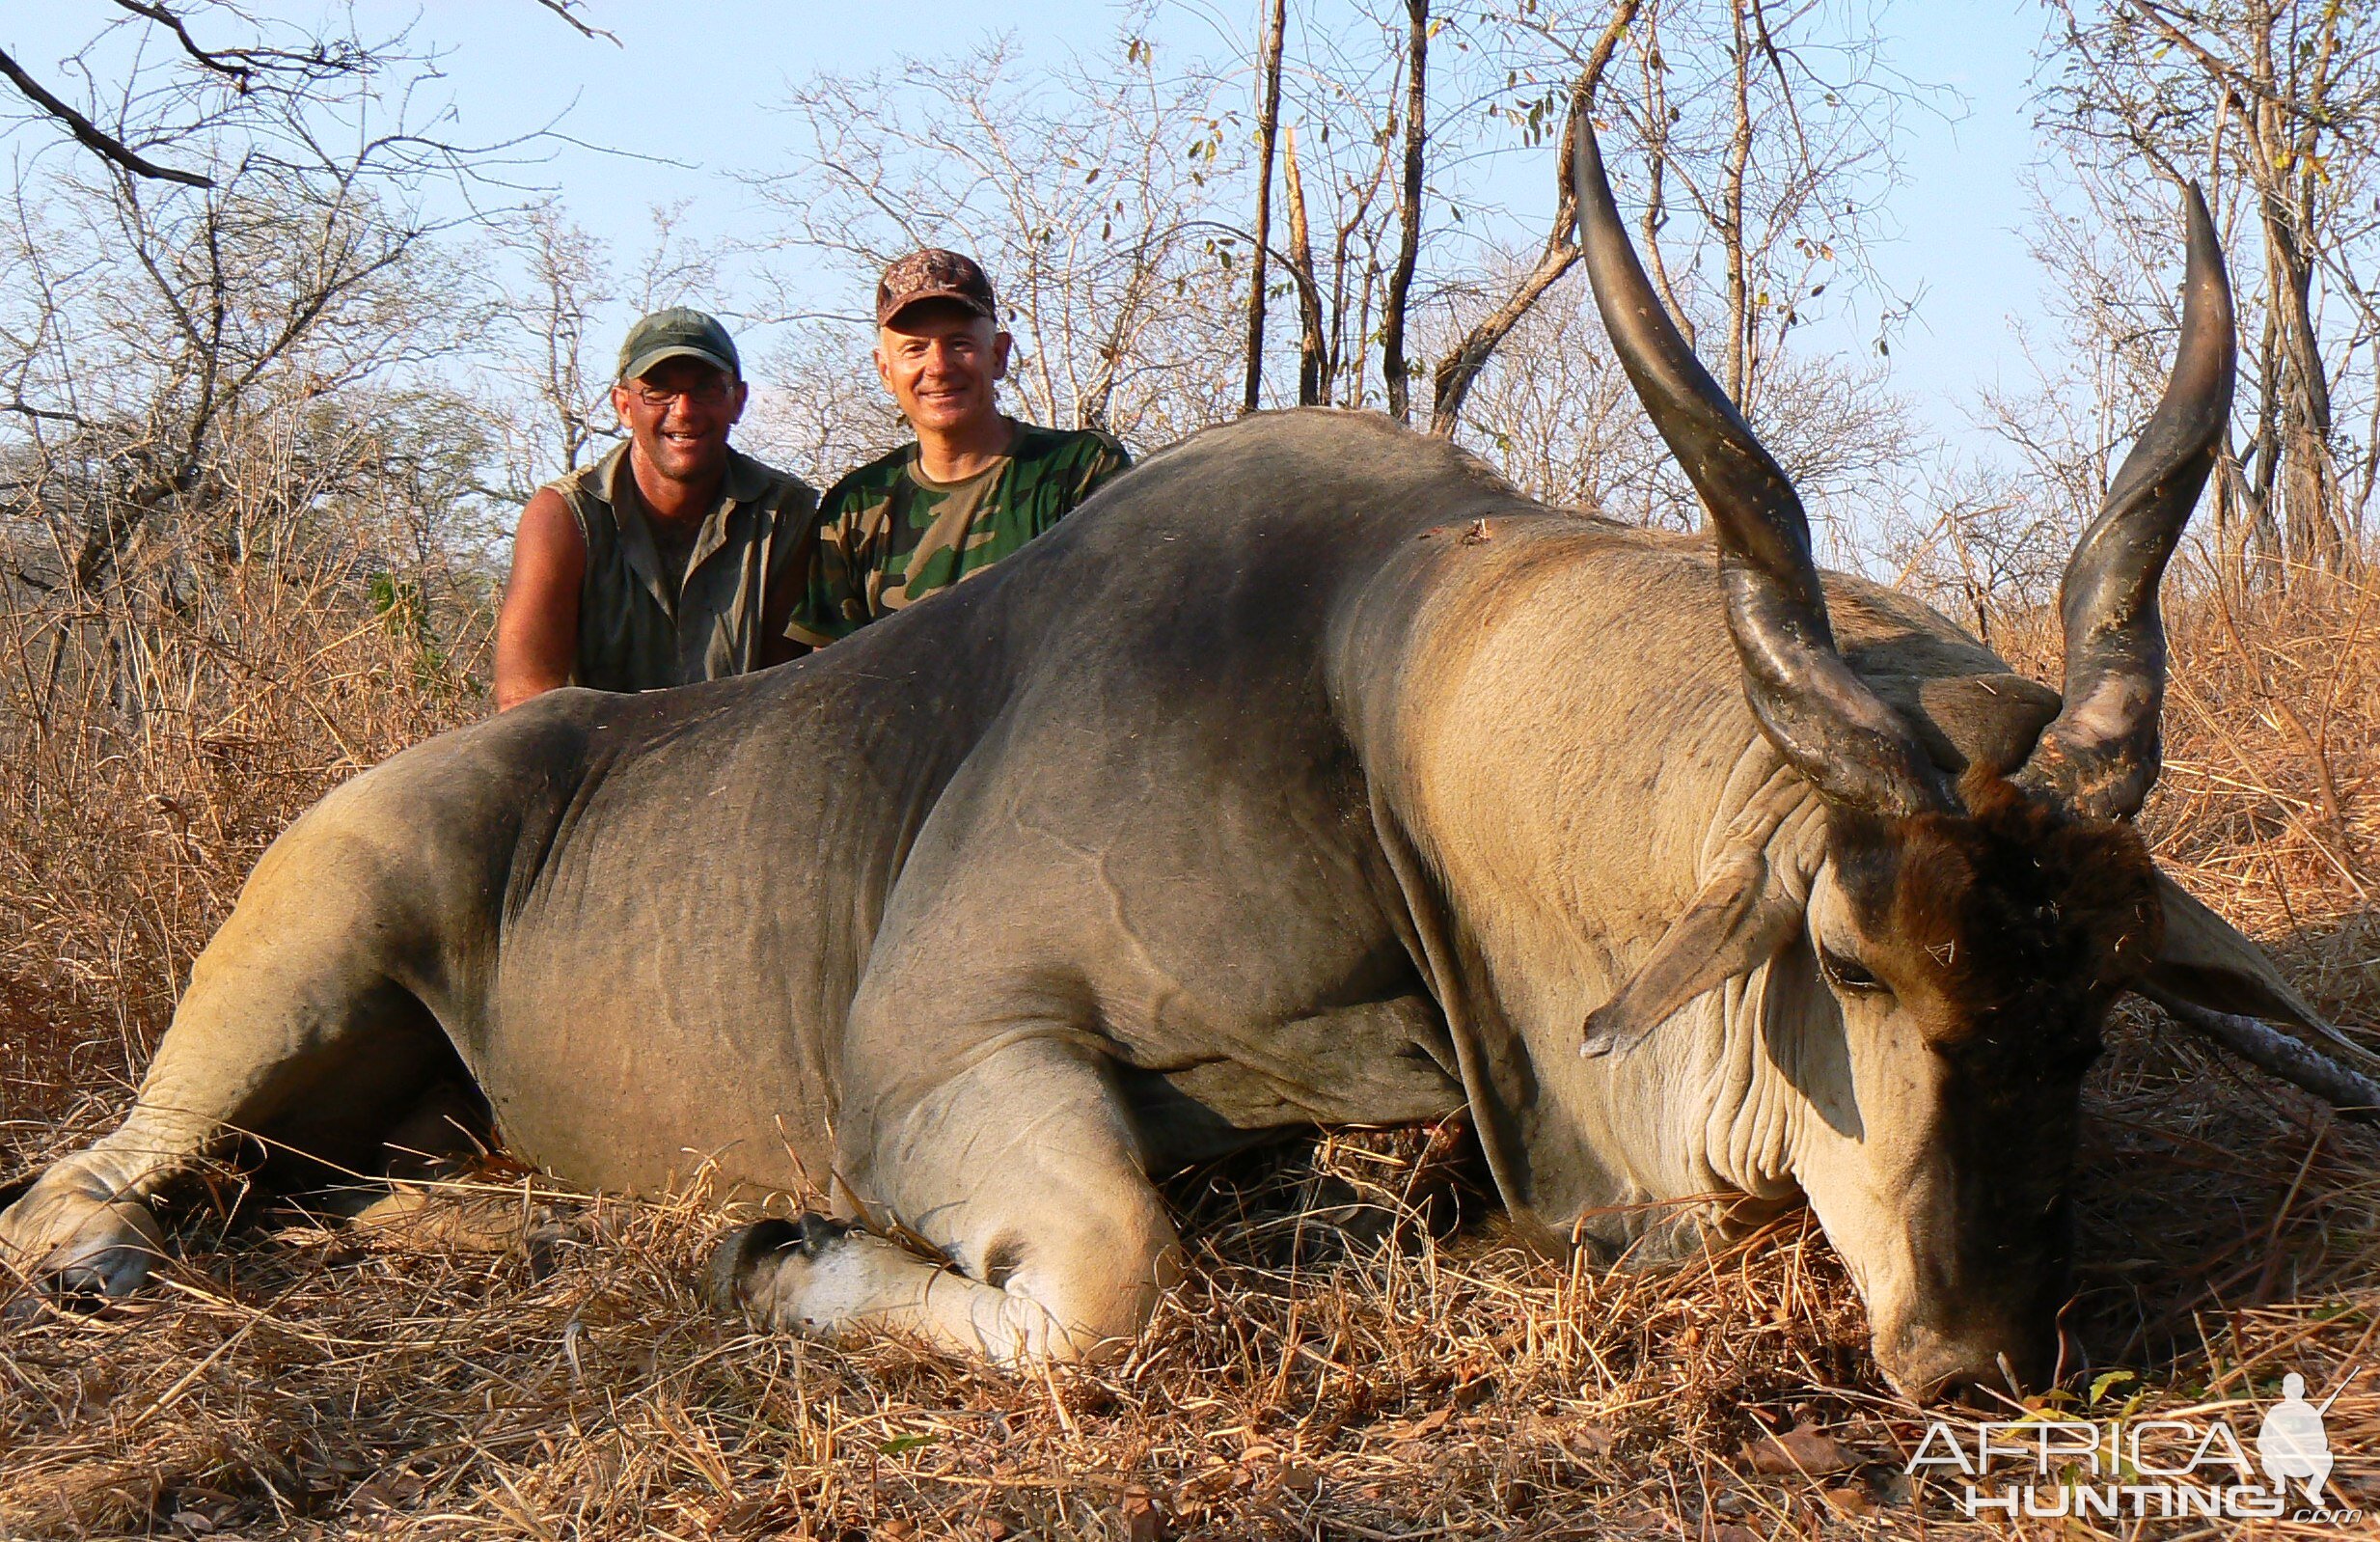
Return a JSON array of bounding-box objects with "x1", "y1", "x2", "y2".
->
[
  {"x1": 617, "y1": 308, "x2": 741, "y2": 382},
  {"x1": 876, "y1": 249, "x2": 999, "y2": 327}
]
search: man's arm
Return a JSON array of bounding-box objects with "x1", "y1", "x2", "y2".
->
[
  {"x1": 493, "y1": 487, "x2": 587, "y2": 711},
  {"x1": 760, "y1": 564, "x2": 813, "y2": 667},
  {"x1": 1077, "y1": 433, "x2": 1131, "y2": 502},
  {"x1": 782, "y1": 481, "x2": 868, "y2": 652},
  {"x1": 760, "y1": 482, "x2": 822, "y2": 668}
]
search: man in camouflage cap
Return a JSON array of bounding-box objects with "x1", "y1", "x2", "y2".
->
[
  {"x1": 495, "y1": 308, "x2": 819, "y2": 707},
  {"x1": 787, "y1": 250, "x2": 1129, "y2": 648}
]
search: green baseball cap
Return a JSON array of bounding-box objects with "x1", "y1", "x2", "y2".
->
[{"x1": 616, "y1": 307, "x2": 741, "y2": 382}]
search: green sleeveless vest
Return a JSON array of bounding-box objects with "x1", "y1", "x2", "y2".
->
[{"x1": 549, "y1": 443, "x2": 819, "y2": 693}]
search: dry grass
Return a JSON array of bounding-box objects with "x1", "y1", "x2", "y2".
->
[
  {"x1": 0, "y1": 538, "x2": 482, "y2": 1131},
  {"x1": 1, "y1": 561, "x2": 2377, "y2": 1540}
]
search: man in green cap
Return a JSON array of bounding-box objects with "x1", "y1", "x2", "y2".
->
[
  {"x1": 788, "y1": 249, "x2": 1130, "y2": 649},
  {"x1": 494, "y1": 308, "x2": 819, "y2": 709}
]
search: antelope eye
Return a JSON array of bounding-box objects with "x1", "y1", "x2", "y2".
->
[{"x1": 1819, "y1": 947, "x2": 1886, "y2": 995}]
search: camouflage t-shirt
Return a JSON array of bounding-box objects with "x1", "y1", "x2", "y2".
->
[{"x1": 787, "y1": 421, "x2": 1129, "y2": 648}]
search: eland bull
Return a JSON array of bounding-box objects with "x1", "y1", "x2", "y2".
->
[{"x1": 5, "y1": 120, "x2": 2373, "y2": 1400}]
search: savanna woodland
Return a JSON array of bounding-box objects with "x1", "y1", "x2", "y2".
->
[{"x1": 3, "y1": 1, "x2": 2379, "y2": 1537}]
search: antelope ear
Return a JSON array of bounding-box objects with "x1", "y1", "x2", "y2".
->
[
  {"x1": 1581, "y1": 845, "x2": 1802, "y2": 1058},
  {"x1": 2145, "y1": 871, "x2": 2333, "y2": 1033}
]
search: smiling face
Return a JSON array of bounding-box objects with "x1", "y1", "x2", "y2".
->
[
  {"x1": 1785, "y1": 778, "x2": 2165, "y2": 1399},
  {"x1": 612, "y1": 357, "x2": 747, "y2": 487},
  {"x1": 874, "y1": 302, "x2": 1011, "y2": 440}
]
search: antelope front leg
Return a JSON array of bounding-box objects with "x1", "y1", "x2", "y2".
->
[{"x1": 4, "y1": 852, "x2": 451, "y2": 1300}]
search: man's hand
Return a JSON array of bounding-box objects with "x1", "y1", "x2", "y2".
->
[{"x1": 494, "y1": 488, "x2": 587, "y2": 712}]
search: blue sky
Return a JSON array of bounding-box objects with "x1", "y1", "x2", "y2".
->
[{"x1": 6, "y1": 1, "x2": 2065, "y2": 455}]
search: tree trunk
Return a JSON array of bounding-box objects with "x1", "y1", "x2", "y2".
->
[
  {"x1": 1282, "y1": 124, "x2": 1327, "y2": 406},
  {"x1": 1381, "y1": 0, "x2": 1429, "y2": 424},
  {"x1": 1720, "y1": 0, "x2": 1755, "y2": 409},
  {"x1": 2247, "y1": 0, "x2": 2343, "y2": 577},
  {"x1": 2266, "y1": 196, "x2": 2342, "y2": 572},
  {"x1": 1242, "y1": 0, "x2": 1287, "y2": 414}
]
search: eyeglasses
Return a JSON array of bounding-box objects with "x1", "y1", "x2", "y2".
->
[{"x1": 626, "y1": 379, "x2": 735, "y2": 408}]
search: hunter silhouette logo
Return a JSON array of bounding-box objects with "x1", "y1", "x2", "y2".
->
[
  {"x1": 1908, "y1": 1366, "x2": 2364, "y2": 1523},
  {"x1": 2258, "y1": 1371, "x2": 2340, "y2": 1505}
]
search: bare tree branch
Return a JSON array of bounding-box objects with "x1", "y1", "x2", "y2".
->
[
  {"x1": 532, "y1": 0, "x2": 622, "y2": 47},
  {"x1": 108, "y1": 1, "x2": 258, "y2": 88},
  {"x1": 0, "y1": 45, "x2": 212, "y2": 187},
  {"x1": 1428, "y1": 0, "x2": 1640, "y2": 435}
]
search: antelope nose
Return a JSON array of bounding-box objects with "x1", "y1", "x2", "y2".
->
[{"x1": 1878, "y1": 1323, "x2": 2052, "y2": 1405}]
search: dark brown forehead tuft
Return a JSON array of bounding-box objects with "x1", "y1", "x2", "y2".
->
[{"x1": 1827, "y1": 769, "x2": 2165, "y2": 1035}]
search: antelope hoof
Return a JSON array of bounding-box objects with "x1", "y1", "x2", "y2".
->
[
  {"x1": 707, "y1": 1213, "x2": 858, "y2": 1329},
  {"x1": 0, "y1": 1167, "x2": 167, "y2": 1306}
]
